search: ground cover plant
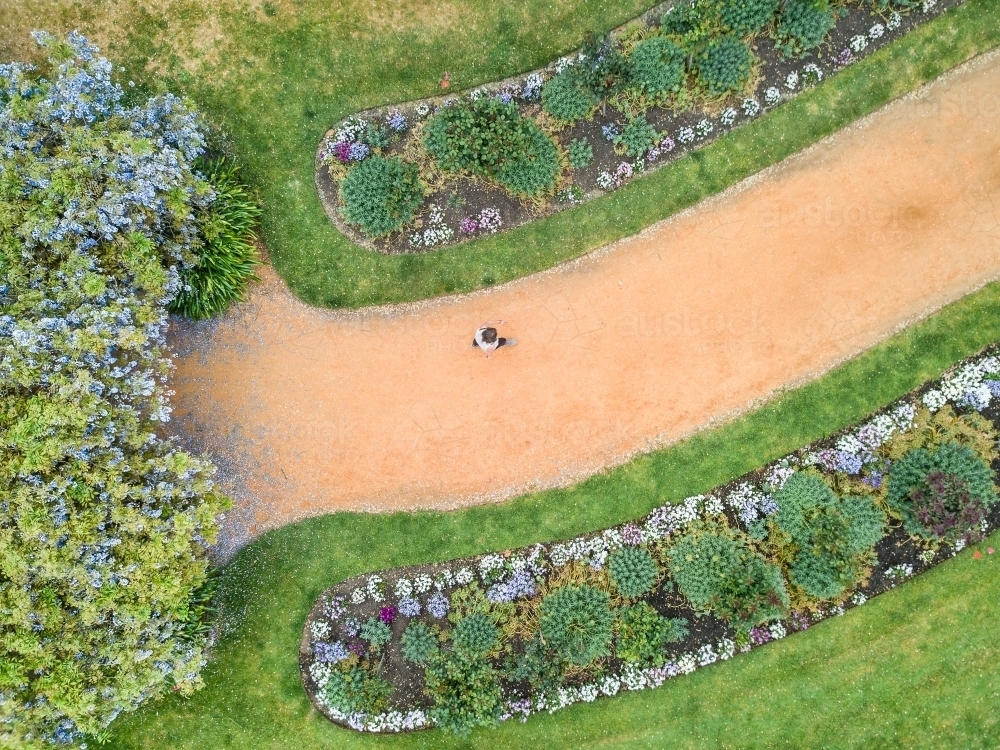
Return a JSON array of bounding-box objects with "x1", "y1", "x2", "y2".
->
[
  {"x1": 298, "y1": 345, "x2": 1000, "y2": 734},
  {"x1": 0, "y1": 33, "x2": 244, "y2": 748},
  {"x1": 101, "y1": 278, "x2": 1000, "y2": 749},
  {"x1": 316, "y1": 0, "x2": 960, "y2": 254}
]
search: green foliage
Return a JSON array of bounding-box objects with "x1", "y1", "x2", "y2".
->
[
  {"x1": 424, "y1": 649, "x2": 503, "y2": 737},
  {"x1": 719, "y1": 0, "x2": 780, "y2": 36},
  {"x1": 697, "y1": 35, "x2": 754, "y2": 96},
  {"x1": 508, "y1": 635, "x2": 565, "y2": 705},
  {"x1": 541, "y1": 71, "x2": 598, "y2": 124},
  {"x1": 576, "y1": 32, "x2": 631, "y2": 99},
  {"x1": 323, "y1": 666, "x2": 393, "y2": 715},
  {"x1": 338, "y1": 154, "x2": 423, "y2": 237},
  {"x1": 615, "y1": 603, "x2": 688, "y2": 666},
  {"x1": 452, "y1": 613, "x2": 499, "y2": 655},
  {"x1": 613, "y1": 116, "x2": 661, "y2": 157},
  {"x1": 538, "y1": 585, "x2": 614, "y2": 666},
  {"x1": 772, "y1": 474, "x2": 885, "y2": 600},
  {"x1": 607, "y1": 546, "x2": 659, "y2": 598},
  {"x1": 424, "y1": 98, "x2": 559, "y2": 196},
  {"x1": 661, "y1": 0, "x2": 715, "y2": 44},
  {"x1": 567, "y1": 137, "x2": 594, "y2": 168},
  {"x1": 629, "y1": 37, "x2": 687, "y2": 96},
  {"x1": 359, "y1": 617, "x2": 392, "y2": 649},
  {"x1": 0, "y1": 33, "x2": 227, "y2": 749},
  {"x1": 170, "y1": 158, "x2": 261, "y2": 320},
  {"x1": 774, "y1": 0, "x2": 836, "y2": 58},
  {"x1": 667, "y1": 527, "x2": 789, "y2": 626},
  {"x1": 400, "y1": 622, "x2": 439, "y2": 664},
  {"x1": 887, "y1": 442, "x2": 998, "y2": 543}
]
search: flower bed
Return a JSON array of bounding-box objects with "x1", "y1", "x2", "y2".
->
[
  {"x1": 316, "y1": 0, "x2": 960, "y2": 254},
  {"x1": 300, "y1": 344, "x2": 1000, "y2": 735}
]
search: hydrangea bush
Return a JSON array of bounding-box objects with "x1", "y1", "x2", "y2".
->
[
  {"x1": 1, "y1": 32, "x2": 228, "y2": 748},
  {"x1": 301, "y1": 346, "x2": 1000, "y2": 735}
]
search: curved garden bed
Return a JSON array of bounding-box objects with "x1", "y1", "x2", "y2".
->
[
  {"x1": 300, "y1": 344, "x2": 1000, "y2": 734},
  {"x1": 317, "y1": 0, "x2": 959, "y2": 254}
]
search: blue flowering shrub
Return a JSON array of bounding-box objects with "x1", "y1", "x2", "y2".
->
[
  {"x1": 0, "y1": 32, "x2": 228, "y2": 748},
  {"x1": 300, "y1": 353, "x2": 1000, "y2": 735}
]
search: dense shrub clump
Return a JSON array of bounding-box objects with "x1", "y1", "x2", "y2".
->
[
  {"x1": 324, "y1": 667, "x2": 394, "y2": 715},
  {"x1": 567, "y1": 137, "x2": 594, "y2": 168},
  {"x1": 542, "y1": 71, "x2": 598, "y2": 124},
  {"x1": 720, "y1": 0, "x2": 780, "y2": 36},
  {"x1": 887, "y1": 442, "x2": 997, "y2": 544},
  {"x1": 452, "y1": 614, "x2": 499, "y2": 655},
  {"x1": 614, "y1": 116, "x2": 661, "y2": 158},
  {"x1": 615, "y1": 603, "x2": 687, "y2": 666},
  {"x1": 774, "y1": 0, "x2": 836, "y2": 58},
  {"x1": 401, "y1": 622, "x2": 439, "y2": 663},
  {"x1": 697, "y1": 36, "x2": 755, "y2": 96},
  {"x1": 629, "y1": 37, "x2": 687, "y2": 96},
  {"x1": 339, "y1": 154, "x2": 423, "y2": 237},
  {"x1": 539, "y1": 585, "x2": 614, "y2": 666},
  {"x1": 424, "y1": 649, "x2": 503, "y2": 737},
  {"x1": 608, "y1": 546, "x2": 659, "y2": 598},
  {"x1": 0, "y1": 32, "x2": 227, "y2": 748}
]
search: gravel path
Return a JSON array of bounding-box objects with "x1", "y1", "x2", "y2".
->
[{"x1": 170, "y1": 52, "x2": 1000, "y2": 558}]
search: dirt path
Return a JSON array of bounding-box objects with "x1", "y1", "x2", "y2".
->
[{"x1": 171, "y1": 53, "x2": 1000, "y2": 557}]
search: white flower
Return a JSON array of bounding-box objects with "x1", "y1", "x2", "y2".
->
[
  {"x1": 802, "y1": 63, "x2": 823, "y2": 83},
  {"x1": 720, "y1": 107, "x2": 737, "y2": 126},
  {"x1": 851, "y1": 591, "x2": 868, "y2": 606},
  {"x1": 596, "y1": 171, "x2": 614, "y2": 190},
  {"x1": 697, "y1": 644, "x2": 718, "y2": 665},
  {"x1": 413, "y1": 574, "x2": 432, "y2": 593},
  {"x1": 555, "y1": 55, "x2": 575, "y2": 73},
  {"x1": 415, "y1": 102, "x2": 430, "y2": 117},
  {"x1": 350, "y1": 587, "x2": 366, "y2": 604},
  {"x1": 742, "y1": 98, "x2": 761, "y2": 117},
  {"x1": 785, "y1": 71, "x2": 799, "y2": 90},
  {"x1": 676, "y1": 653, "x2": 697, "y2": 674},
  {"x1": 869, "y1": 23, "x2": 885, "y2": 40},
  {"x1": 921, "y1": 0, "x2": 936, "y2": 11},
  {"x1": 309, "y1": 620, "x2": 331, "y2": 639},
  {"x1": 887, "y1": 11, "x2": 902, "y2": 29},
  {"x1": 768, "y1": 622, "x2": 787, "y2": 640},
  {"x1": 703, "y1": 495, "x2": 724, "y2": 516},
  {"x1": 695, "y1": 119, "x2": 713, "y2": 138},
  {"x1": 600, "y1": 676, "x2": 621, "y2": 696},
  {"x1": 455, "y1": 567, "x2": 474, "y2": 585},
  {"x1": 765, "y1": 87, "x2": 781, "y2": 104},
  {"x1": 394, "y1": 578, "x2": 413, "y2": 598},
  {"x1": 922, "y1": 389, "x2": 946, "y2": 411},
  {"x1": 677, "y1": 126, "x2": 695, "y2": 144},
  {"x1": 366, "y1": 575, "x2": 384, "y2": 602},
  {"x1": 850, "y1": 35, "x2": 868, "y2": 53}
]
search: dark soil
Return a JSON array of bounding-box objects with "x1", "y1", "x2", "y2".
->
[{"x1": 315, "y1": 0, "x2": 963, "y2": 255}]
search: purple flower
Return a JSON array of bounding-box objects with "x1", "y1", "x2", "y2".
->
[
  {"x1": 313, "y1": 640, "x2": 350, "y2": 663},
  {"x1": 459, "y1": 216, "x2": 478, "y2": 234},
  {"x1": 749, "y1": 626, "x2": 772, "y2": 646},
  {"x1": 342, "y1": 618, "x2": 360, "y2": 637},
  {"x1": 348, "y1": 142, "x2": 370, "y2": 161},
  {"x1": 959, "y1": 387, "x2": 990, "y2": 411},
  {"x1": 790, "y1": 612, "x2": 810, "y2": 632},
  {"x1": 331, "y1": 141, "x2": 351, "y2": 163},
  {"x1": 478, "y1": 207, "x2": 502, "y2": 233},
  {"x1": 379, "y1": 605, "x2": 397, "y2": 624},
  {"x1": 386, "y1": 110, "x2": 407, "y2": 131},
  {"x1": 620, "y1": 524, "x2": 643, "y2": 546},
  {"x1": 816, "y1": 449, "x2": 863, "y2": 475},
  {"x1": 601, "y1": 123, "x2": 620, "y2": 141},
  {"x1": 347, "y1": 641, "x2": 366, "y2": 656},
  {"x1": 487, "y1": 569, "x2": 537, "y2": 603},
  {"x1": 863, "y1": 471, "x2": 883, "y2": 489},
  {"x1": 427, "y1": 592, "x2": 449, "y2": 619},
  {"x1": 398, "y1": 596, "x2": 421, "y2": 617},
  {"x1": 986, "y1": 380, "x2": 1000, "y2": 397}
]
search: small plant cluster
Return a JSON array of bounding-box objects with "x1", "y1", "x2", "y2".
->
[
  {"x1": 302, "y1": 347, "x2": 1000, "y2": 735},
  {"x1": 1, "y1": 33, "x2": 231, "y2": 748},
  {"x1": 320, "y1": 0, "x2": 944, "y2": 251}
]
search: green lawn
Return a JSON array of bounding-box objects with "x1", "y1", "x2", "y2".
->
[
  {"x1": 6, "y1": 0, "x2": 1000, "y2": 308},
  {"x1": 103, "y1": 281, "x2": 1000, "y2": 749}
]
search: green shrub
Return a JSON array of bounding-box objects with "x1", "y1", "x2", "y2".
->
[
  {"x1": 494, "y1": 125, "x2": 561, "y2": 197},
  {"x1": 773, "y1": 0, "x2": 835, "y2": 58},
  {"x1": 697, "y1": 35, "x2": 754, "y2": 96},
  {"x1": 542, "y1": 71, "x2": 598, "y2": 124},
  {"x1": 339, "y1": 154, "x2": 423, "y2": 238},
  {"x1": 567, "y1": 137, "x2": 594, "y2": 168},
  {"x1": 608, "y1": 546, "x2": 659, "y2": 598},
  {"x1": 539, "y1": 585, "x2": 614, "y2": 666},
  {"x1": 772, "y1": 474, "x2": 885, "y2": 600},
  {"x1": 629, "y1": 37, "x2": 687, "y2": 96},
  {"x1": 661, "y1": 0, "x2": 712, "y2": 41},
  {"x1": 424, "y1": 649, "x2": 503, "y2": 737},
  {"x1": 359, "y1": 617, "x2": 392, "y2": 649},
  {"x1": 614, "y1": 116, "x2": 661, "y2": 158},
  {"x1": 324, "y1": 666, "x2": 394, "y2": 715},
  {"x1": 0, "y1": 33, "x2": 227, "y2": 748},
  {"x1": 170, "y1": 158, "x2": 261, "y2": 320},
  {"x1": 452, "y1": 613, "x2": 499, "y2": 655},
  {"x1": 887, "y1": 442, "x2": 997, "y2": 544},
  {"x1": 667, "y1": 528, "x2": 789, "y2": 627},
  {"x1": 615, "y1": 603, "x2": 688, "y2": 666},
  {"x1": 401, "y1": 622, "x2": 439, "y2": 664},
  {"x1": 720, "y1": 0, "x2": 780, "y2": 36},
  {"x1": 576, "y1": 32, "x2": 630, "y2": 99},
  {"x1": 509, "y1": 636, "x2": 564, "y2": 705}
]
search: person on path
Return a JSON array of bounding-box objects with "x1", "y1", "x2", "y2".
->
[{"x1": 472, "y1": 320, "x2": 516, "y2": 358}]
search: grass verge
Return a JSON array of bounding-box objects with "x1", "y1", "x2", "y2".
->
[{"x1": 103, "y1": 281, "x2": 1000, "y2": 749}]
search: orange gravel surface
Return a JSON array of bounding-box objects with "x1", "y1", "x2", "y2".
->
[{"x1": 170, "y1": 53, "x2": 1000, "y2": 556}]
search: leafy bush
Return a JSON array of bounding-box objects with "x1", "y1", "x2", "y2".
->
[
  {"x1": 324, "y1": 666, "x2": 394, "y2": 715},
  {"x1": 629, "y1": 37, "x2": 687, "y2": 96},
  {"x1": 538, "y1": 585, "x2": 614, "y2": 666},
  {"x1": 0, "y1": 32, "x2": 227, "y2": 749},
  {"x1": 613, "y1": 116, "x2": 661, "y2": 158},
  {"x1": 424, "y1": 98, "x2": 559, "y2": 196},
  {"x1": 509, "y1": 636, "x2": 564, "y2": 705},
  {"x1": 567, "y1": 137, "x2": 595, "y2": 168},
  {"x1": 424, "y1": 649, "x2": 503, "y2": 737},
  {"x1": 887, "y1": 442, "x2": 997, "y2": 544},
  {"x1": 541, "y1": 71, "x2": 598, "y2": 124},
  {"x1": 771, "y1": 474, "x2": 885, "y2": 600},
  {"x1": 697, "y1": 36, "x2": 754, "y2": 96},
  {"x1": 452, "y1": 613, "x2": 499, "y2": 655},
  {"x1": 773, "y1": 0, "x2": 835, "y2": 58},
  {"x1": 576, "y1": 32, "x2": 631, "y2": 99},
  {"x1": 667, "y1": 528, "x2": 789, "y2": 627},
  {"x1": 170, "y1": 158, "x2": 261, "y2": 320},
  {"x1": 608, "y1": 546, "x2": 659, "y2": 598},
  {"x1": 401, "y1": 622, "x2": 439, "y2": 664},
  {"x1": 339, "y1": 154, "x2": 423, "y2": 237},
  {"x1": 494, "y1": 125, "x2": 561, "y2": 197},
  {"x1": 661, "y1": 1, "x2": 712, "y2": 41},
  {"x1": 615, "y1": 603, "x2": 687, "y2": 666},
  {"x1": 360, "y1": 617, "x2": 392, "y2": 649},
  {"x1": 720, "y1": 0, "x2": 780, "y2": 36}
]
